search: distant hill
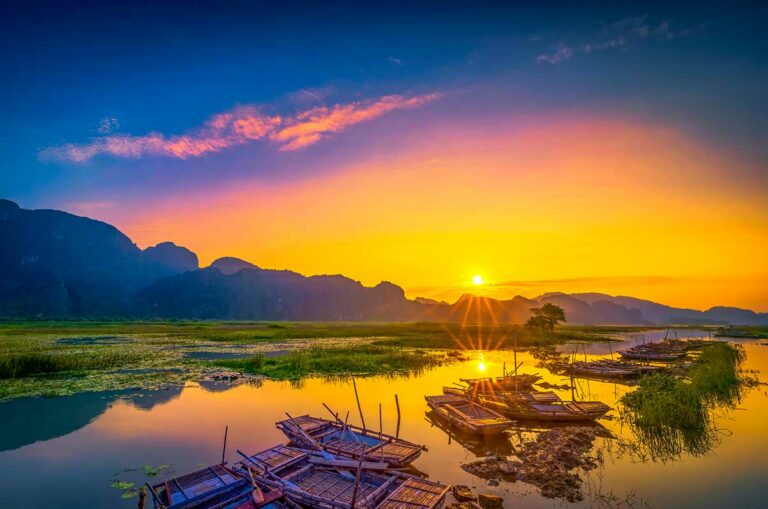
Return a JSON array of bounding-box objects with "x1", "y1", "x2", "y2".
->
[
  {"x1": 210, "y1": 256, "x2": 259, "y2": 275},
  {"x1": 1, "y1": 199, "x2": 766, "y2": 324}
]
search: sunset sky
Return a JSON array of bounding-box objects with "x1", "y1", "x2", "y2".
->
[{"x1": 1, "y1": 1, "x2": 767, "y2": 310}]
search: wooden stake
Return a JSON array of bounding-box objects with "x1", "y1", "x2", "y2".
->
[
  {"x1": 394, "y1": 394, "x2": 401, "y2": 438},
  {"x1": 221, "y1": 425, "x2": 229, "y2": 465},
  {"x1": 137, "y1": 487, "x2": 147, "y2": 509},
  {"x1": 352, "y1": 377, "x2": 366, "y2": 430},
  {"x1": 379, "y1": 403, "x2": 384, "y2": 460}
]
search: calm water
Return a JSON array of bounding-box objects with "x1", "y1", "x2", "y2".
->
[{"x1": 1, "y1": 330, "x2": 766, "y2": 509}]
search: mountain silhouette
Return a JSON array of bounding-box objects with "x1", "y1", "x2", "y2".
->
[{"x1": 1, "y1": 200, "x2": 766, "y2": 325}]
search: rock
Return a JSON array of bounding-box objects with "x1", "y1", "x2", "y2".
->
[
  {"x1": 451, "y1": 485, "x2": 476, "y2": 502},
  {"x1": 461, "y1": 426, "x2": 600, "y2": 503},
  {"x1": 478, "y1": 494, "x2": 504, "y2": 509}
]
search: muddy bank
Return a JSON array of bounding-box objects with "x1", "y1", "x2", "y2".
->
[{"x1": 462, "y1": 426, "x2": 600, "y2": 502}]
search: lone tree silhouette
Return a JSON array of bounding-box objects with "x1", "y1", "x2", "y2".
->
[{"x1": 526, "y1": 303, "x2": 567, "y2": 333}]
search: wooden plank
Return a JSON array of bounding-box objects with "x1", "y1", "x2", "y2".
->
[{"x1": 308, "y1": 457, "x2": 389, "y2": 470}]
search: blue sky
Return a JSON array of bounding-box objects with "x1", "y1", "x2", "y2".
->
[{"x1": 2, "y1": 1, "x2": 766, "y2": 206}]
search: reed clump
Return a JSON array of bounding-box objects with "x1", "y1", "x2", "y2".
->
[
  {"x1": 621, "y1": 343, "x2": 749, "y2": 431},
  {"x1": 214, "y1": 344, "x2": 446, "y2": 379},
  {"x1": 0, "y1": 351, "x2": 129, "y2": 379}
]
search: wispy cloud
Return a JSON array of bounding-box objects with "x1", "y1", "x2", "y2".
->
[
  {"x1": 41, "y1": 93, "x2": 440, "y2": 162},
  {"x1": 537, "y1": 15, "x2": 686, "y2": 64}
]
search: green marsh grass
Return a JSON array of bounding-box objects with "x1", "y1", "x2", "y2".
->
[
  {"x1": 0, "y1": 351, "x2": 132, "y2": 379},
  {"x1": 619, "y1": 343, "x2": 754, "y2": 460},
  {"x1": 212, "y1": 344, "x2": 450, "y2": 379}
]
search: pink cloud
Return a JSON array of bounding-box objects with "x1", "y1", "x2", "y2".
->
[{"x1": 41, "y1": 93, "x2": 439, "y2": 163}]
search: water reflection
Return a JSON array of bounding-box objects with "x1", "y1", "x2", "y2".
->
[
  {"x1": 0, "y1": 388, "x2": 182, "y2": 452},
  {"x1": 0, "y1": 334, "x2": 764, "y2": 509}
]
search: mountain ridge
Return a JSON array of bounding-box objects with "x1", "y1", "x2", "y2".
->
[{"x1": 1, "y1": 200, "x2": 765, "y2": 324}]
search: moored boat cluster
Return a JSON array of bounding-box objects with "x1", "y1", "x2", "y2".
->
[{"x1": 145, "y1": 408, "x2": 449, "y2": 509}]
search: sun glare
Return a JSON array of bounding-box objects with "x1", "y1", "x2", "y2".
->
[
  {"x1": 472, "y1": 275, "x2": 484, "y2": 285},
  {"x1": 477, "y1": 361, "x2": 486, "y2": 372}
]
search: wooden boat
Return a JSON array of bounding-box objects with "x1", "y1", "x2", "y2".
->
[
  {"x1": 459, "y1": 373, "x2": 541, "y2": 391},
  {"x1": 276, "y1": 415, "x2": 423, "y2": 468},
  {"x1": 235, "y1": 445, "x2": 449, "y2": 509},
  {"x1": 424, "y1": 410, "x2": 515, "y2": 457},
  {"x1": 449, "y1": 384, "x2": 610, "y2": 422},
  {"x1": 146, "y1": 463, "x2": 284, "y2": 509},
  {"x1": 553, "y1": 360, "x2": 636, "y2": 379},
  {"x1": 476, "y1": 390, "x2": 611, "y2": 422},
  {"x1": 619, "y1": 349, "x2": 685, "y2": 362},
  {"x1": 559, "y1": 359, "x2": 666, "y2": 379},
  {"x1": 424, "y1": 393, "x2": 512, "y2": 435}
]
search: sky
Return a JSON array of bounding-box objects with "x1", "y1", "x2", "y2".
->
[{"x1": 1, "y1": 0, "x2": 767, "y2": 311}]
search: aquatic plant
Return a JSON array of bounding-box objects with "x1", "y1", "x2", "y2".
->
[
  {"x1": 619, "y1": 342, "x2": 754, "y2": 461},
  {"x1": 213, "y1": 344, "x2": 448, "y2": 379},
  {"x1": 0, "y1": 352, "x2": 131, "y2": 379}
]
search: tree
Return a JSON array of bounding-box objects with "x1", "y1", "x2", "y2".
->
[{"x1": 525, "y1": 303, "x2": 567, "y2": 333}]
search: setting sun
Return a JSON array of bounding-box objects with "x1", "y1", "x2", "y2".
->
[{"x1": 472, "y1": 275, "x2": 484, "y2": 285}]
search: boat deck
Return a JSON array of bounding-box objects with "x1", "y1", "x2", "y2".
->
[
  {"x1": 289, "y1": 468, "x2": 381, "y2": 509},
  {"x1": 151, "y1": 464, "x2": 245, "y2": 508},
  {"x1": 249, "y1": 445, "x2": 307, "y2": 472},
  {"x1": 377, "y1": 478, "x2": 450, "y2": 509}
]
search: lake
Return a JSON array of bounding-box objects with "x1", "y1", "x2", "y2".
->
[{"x1": 0, "y1": 329, "x2": 765, "y2": 509}]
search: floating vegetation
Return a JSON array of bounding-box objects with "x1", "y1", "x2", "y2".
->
[
  {"x1": 142, "y1": 464, "x2": 170, "y2": 477},
  {"x1": 110, "y1": 464, "x2": 172, "y2": 500}
]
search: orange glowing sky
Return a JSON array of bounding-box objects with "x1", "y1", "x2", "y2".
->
[{"x1": 115, "y1": 115, "x2": 768, "y2": 311}]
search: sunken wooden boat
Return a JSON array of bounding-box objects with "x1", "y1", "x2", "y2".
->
[
  {"x1": 147, "y1": 463, "x2": 284, "y2": 509},
  {"x1": 235, "y1": 445, "x2": 449, "y2": 509},
  {"x1": 276, "y1": 415, "x2": 423, "y2": 468},
  {"x1": 424, "y1": 393, "x2": 512, "y2": 436}
]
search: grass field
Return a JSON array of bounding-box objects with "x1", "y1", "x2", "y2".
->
[{"x1": 0, "y1": 320, "x2": 637, "y2": 400}]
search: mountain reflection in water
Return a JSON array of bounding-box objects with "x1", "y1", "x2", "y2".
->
[{"x1": 0, "y1": 331, "x2": 764, "y2": 509}]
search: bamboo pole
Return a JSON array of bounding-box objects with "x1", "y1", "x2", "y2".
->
[
  {"x1": 394, "y1": 394, "x2": 401, "y2": 438},
  {"x1": 286, "y1": 412, "x2": 324, "y2": 451},
  {"x1": 221, "y1": 425, "x2": 229, "y2": 465},
  {"x1": 350, "y1": 445, "x2": 367, "y2": 509},
  {"x1": 352, "y1": 377, "x2": 366, "y2": 430}
]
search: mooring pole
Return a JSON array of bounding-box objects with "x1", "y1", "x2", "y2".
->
[
  {"x1": 514, "y1": 332, "x2": 518, "y2": 375},
  {"x1": 221, "y1": 425, "x2": 229, "y2": 465},
  {"x1": 352, "y1": 377, "x2": 366, "y2": 430},
  {"x1": 394, "y1": 394, "x2": 401, "y2": 438},
  {"x1": 138, "y1": 487, "x2": 147, "y2": 509}
]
